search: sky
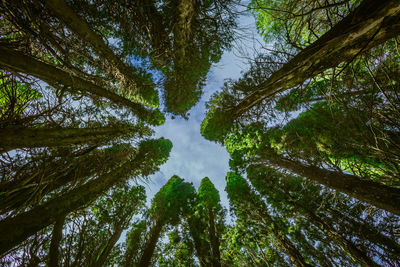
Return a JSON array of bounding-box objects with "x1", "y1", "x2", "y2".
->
[{"x1": 139, "y1": 11, "x2": 263, "y2": 212}]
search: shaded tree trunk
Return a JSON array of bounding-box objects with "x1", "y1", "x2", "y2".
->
[
  {"x1": 329, "y1": 208, "x2": 400, "y2": 256},
  {"x1": 231, "y1": 0, "x2": 400, "y2": 118},
  {"x1": 93, "y1": 223, "x2": 125, "y2": 267},
  {"x1": 267, "y1": 155, "x2": 400, "y2": 216},
  {"x1": 208, "y1": 209, "x2": 221, "y2": 267},
  {"x1": 187, "y1": 216, "x2": 210, "y2": 267},
  {"x1": 0, "y1": 150, "x2": 146, "y2": 255},
  {"x1": 0, "y1": 125, "x2": 128, "y2": 152},
  {"x1": 43, "y1": 0, "x2": 152, "y2": 106},
  {"x1": 0, "y1": 45, "x2": 160, "y2": 125},
  {"x1": 48, "y1": 215, "x2": 66, "y2": 267},
  {"x1": 137, "y1": 220, "x2": 163, "y2": 267}
]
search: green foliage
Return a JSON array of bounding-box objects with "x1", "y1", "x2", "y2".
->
[
  {"x1": 197, "y1": 177, "x2": 220, "y2": 210},
  {"x1": 201, "y1": 107, "x2": 234, "y2": 143},
  {"x1": 136, "y1": 138, "x2": 173, "y2": 176},
  {"x1": 150, "y1": 175, "x2": 195, "y2": 225}
]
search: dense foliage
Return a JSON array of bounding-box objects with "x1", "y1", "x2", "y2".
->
[{"x1": 1, "y1": 0, "x2": 400, "y2": 266}]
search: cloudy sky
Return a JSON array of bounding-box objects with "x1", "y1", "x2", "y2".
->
[{"x1": 139, "y1": 11, "x2": 263, "y2": 212}]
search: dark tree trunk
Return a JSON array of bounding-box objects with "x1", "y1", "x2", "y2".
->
[
  {"x1": 48, "y1": 215, "x2": 66, "y2": 267},
  {"x1": 0, "y1": 125, "x2": 127, "y2": 152},
  {"x1": 231, "y1": 0, "x2": 400, "y2": 118},
  {"x1": 0, "y1": 45, "x2": 159, "y2": 125},
  {"x1": 137, "y1": 220, "x2": 163, "y2": 267},
  {"x1": 187, "y1": 216, "x2": 210, "y2": 267},
  {"x1": 329, "y1": 208, "x2": 400, "y2": 256},
  {"x1": 43, "y1": 0, "x2": 151, "y2": 105},
  {"x1": 0, "y1": 152, "x2": 146, "y2": 255},
  {"x1": 208, "y1": 209, "x2": 221, "y2": 267},
  {"x1": 93, "y1": 223, "x2": 125, "y2": 267},
  {"x1": 268, "y1": 156, "x2": 400, "y2": 216}
]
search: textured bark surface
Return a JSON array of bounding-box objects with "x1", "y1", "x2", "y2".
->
[
  {"x1": 48, "y1": 215, "x2": 66, "y2": 267},
  {"x1": 0, "y1": 126, "x2": 127, "y2": 152},
  {"x1": 0, "y1": 152, "x2": 145, "y2": 255},
  {"x1": 208, "y1": 209, "x2": 221, "y2": 267},
  {"x1": 0, "y1": 46, "x2": 159, "y2": 124},
  {"x1": 43, "y1": 0, "x2": 150, "y2": 105},
  {"x1": 93, "y1": 223, "x2": 125, "y2": 267},
  {"x1": 137, "y1": 220, "x2": 163, "y2": 267},
  {"x1": 269, "y1": 156, "x2": 400, "y2": 216},
  {"x1": 231, "y1": 0, "x2": 400, "y2": 118}
]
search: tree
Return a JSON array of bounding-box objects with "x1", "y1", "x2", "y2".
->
[
  {"x1": 201, "y1": 0, "x2": 400, "y2": 141},
  {"x1": 0, "y1": 45, "x2": 165, "y2": 126},
  {"x1": 92, "y1": 0, "x2": 237, "y2": 116},
  {"x1": 137, "y1": 175, "x2": 195, "y2": 267},
  {"x1": 226, "y1": 171, "x2": 311, "y2": 267},
  {"x1": 0, "y1": 138, "x2": 172, "y2": 255},
  {"x1": 246, "y1": 165, "x2": 391, "y2": 266},
  {"x1": 225, "y1": 123, "x2": 400, "y2": 215}
]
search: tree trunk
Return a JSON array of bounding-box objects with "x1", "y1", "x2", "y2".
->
[
  {"x1": 93, "y1": 223, "x2": 125, "y2": 267},
  {"x1": 231, "y1": 0, "x2": 400, "y2": 118},
  {"x1": 48, "y1": 215, "x2": 66, "y2": 267},
  {"x1": 187, "y1": 216, "x2": 210, "y2": 267},
  {"x1": 268, "y1": 156, "x2": 400, "y2": 216},
  {"x1": 0, "y1": 125, "x2": 127, "y2": 152},
  {"x1": 208, "y1": 209, "x2": 221, "y2": 267},
  {"x1": 298, "y1": 204, "x2": 377, "y2": 266},
  {"x1": 137, "y1": 220, "x2": 163, "y2": 267},
  {"x1": 43, "y1": 0, "x2": 153, "y2": 106},
  {"x1": 329, "y1": 208, "x2": 400, "y2": 256},
  {"x1": 0, "y1": 45, "x2": 160, "y2": 125},
  {"x1": 266, "y1": 223, "x2": 310, "y2": 267},
  {"x1": 0, "y1": 151, "x2": 146, "y2": 255}
]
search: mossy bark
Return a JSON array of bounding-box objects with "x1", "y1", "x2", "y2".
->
[
  {"x1": 0, "y1": 151, "x2": 145, "y2": 255},
  {"x1": 268, "y1": 156, "x2": 400, "y2": 216},
  {"x1": 0, "y1": 46, "x2": 160, "y2": 125},
  {"x1": 232, "y1": 0, "x2": 400, "y2": 118}
]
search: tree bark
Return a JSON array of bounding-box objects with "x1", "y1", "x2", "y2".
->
[
  {"x1": 268, "y1": 156, "x2": 400, "y2": 216},
  {"x1": 231, "y1": 0, "x2": 400, "y2": 118},
  {"x1": 0, "y1": 125, "x2": 127, "y2": 152},
  {"x1": 208, "y1": 209, "x2": 221, "y2": 267},
  {"x1": 329, "y1": 208, "x2": 400, "y2": 256},
  {"x1": 187, "y1": 216, "x2": 210, "y2": 267},
  {"x1": 262, "y1": 216, "x2": 310, "y2": 267},
  {"x1": 48, "y1": 215, "x2": 66, "y2": 267},
  {"x1": 0, "y1": 46, "x2": 160, "y2": 125},
  {"x1": 93, "y1": 223, "x2": 125, "y2": 267},
  {"x1": 42, "y1": 0, "x2": 153, "y2": 106},
  {"x1": 137, "y1": 220, "x2": 163, "y2": 267},
  {"x1": 0, "y1": 150, "x2": 146, "y2": 255},
  {"x1": 296, "y1": 203, "x2": 377, "y2": 266}
]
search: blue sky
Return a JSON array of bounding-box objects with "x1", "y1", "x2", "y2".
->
[{"x1": 139, "y1": 12, "x2": 263, "y2": 212}]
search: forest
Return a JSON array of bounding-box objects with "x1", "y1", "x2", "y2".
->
[{"x1": 0, "y1": 0, "x2": 399, "y2": 266}]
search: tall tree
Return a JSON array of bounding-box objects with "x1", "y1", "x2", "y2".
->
[
  {"x1": 0, "y1": 138, "x2": 172, "y2": 255},
  {"x1": 226, "y1": 171, "x2": 311, "y2": 267},
  {"x1": 225, "y1": 123, "x2": 400, "y2": 215},
  {"x1": 0, "y1": 46, "x2": 165, "y2": 126},
  {"x1": 137, "y1": 175, "x2": 195, "y2": 267},
  {"x1": 246, "y1": 165, "x2": 388, "y2": 266},
  {"x1": 201, "y1": 0, "x2": 400, "y2": 141}
]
